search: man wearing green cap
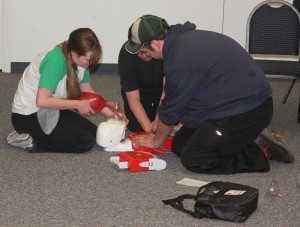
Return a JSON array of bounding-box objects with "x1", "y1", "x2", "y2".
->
[{"x1": 127, "y1": 14, "x2": 294, "y2": 174}]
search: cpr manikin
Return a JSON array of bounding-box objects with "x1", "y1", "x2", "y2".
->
[
  {"x1": 96, "y1": 101, "x2": 167, "y2": 172},
  {"x1": 96, "y1": 102, "x2": 126, "y2": 147}
]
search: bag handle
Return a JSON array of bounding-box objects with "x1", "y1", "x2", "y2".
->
[
  {"x1": 195, "y1": 181, "x2": 224, "y2": 199},
  {"x1": 162, "y1": 194, "x2": 204, "y2": 219}
]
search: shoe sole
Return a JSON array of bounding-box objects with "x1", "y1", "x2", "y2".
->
[
  {"x1": 7, "y1": 131, "x2": 33, "y2": 148},
  {"x1": 260, "y1": 129, "x2": 294, "y2": 163}
]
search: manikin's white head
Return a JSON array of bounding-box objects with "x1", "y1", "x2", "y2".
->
[{"x1": 96, "y1": 118, "x2": 126, "y2": 147}]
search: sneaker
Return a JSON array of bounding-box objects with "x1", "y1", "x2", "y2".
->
[
  {"x1": 256, "y1": 128, "x2": 294, "y2": 163},
  {"x1": 7, "y1": 131, "x2": 33, "y2": 149},
  {"x1": 25, "y1": 141, "x2": 37, "y2": 153}
]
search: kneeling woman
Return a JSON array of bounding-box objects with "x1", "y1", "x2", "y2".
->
[{"x1": 10, "y1": 28, "x2": 123, "y2": 153}]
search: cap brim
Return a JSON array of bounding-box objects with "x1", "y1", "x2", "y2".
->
[{"x1": 125, "y1": 40, "x2": 144, "y2": 54}]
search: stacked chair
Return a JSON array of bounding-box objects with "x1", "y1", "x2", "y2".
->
[{"x1": 246, "y1": 0, "x2": 300, "y2": 123}]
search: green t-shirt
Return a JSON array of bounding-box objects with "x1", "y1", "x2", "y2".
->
[{"x1": 39, "y1": 47, "x2": 90, "y2": 92}]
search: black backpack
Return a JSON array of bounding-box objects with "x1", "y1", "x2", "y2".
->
[{"x1": 162, "y1": 181, "x2": 259, "y2": 223}]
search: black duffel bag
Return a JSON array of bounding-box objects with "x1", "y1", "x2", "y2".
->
[{"x1": 162, "y1": 181, "x2": 259, "y2": 223}]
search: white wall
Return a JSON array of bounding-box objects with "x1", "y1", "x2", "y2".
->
[
  {"x1": 0, "y1": 0, "x2": 6, "y2": 72},
  {"x1": 0, "y1": 0, "x2": 224, "y2": 72},
  {"x1": 0, "y1": 0, "x2": 295, "y2": 72}
]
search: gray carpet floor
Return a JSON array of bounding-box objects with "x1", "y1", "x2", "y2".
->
[{"x1": 0, "y1": 72, "x2": 299, "y2": 227}]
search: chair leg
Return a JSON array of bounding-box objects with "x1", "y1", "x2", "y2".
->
[{"x1": 282, "y1": 79, "x2": 296, "y2": 103}]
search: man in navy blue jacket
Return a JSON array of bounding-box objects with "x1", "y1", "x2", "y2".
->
[{"x1": 125, "y1": 15, "x2": 294, "y2": 174}]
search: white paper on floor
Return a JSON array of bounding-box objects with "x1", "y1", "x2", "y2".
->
[{"x1": 176, "y1": 178, "x2": 209, "y2": 187}]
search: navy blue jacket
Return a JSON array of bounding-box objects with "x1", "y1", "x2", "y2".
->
[{"x1": 158, "y1": 22, "x2": 272, "y2": 128}]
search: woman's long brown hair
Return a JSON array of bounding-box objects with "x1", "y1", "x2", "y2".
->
[{"x1": 59, "y1": 28, "x2": 102, "y2": 99}]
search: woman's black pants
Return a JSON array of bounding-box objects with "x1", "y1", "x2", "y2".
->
[{"x1": 12, "y1": 110, "x2": 97, "y2": 153}]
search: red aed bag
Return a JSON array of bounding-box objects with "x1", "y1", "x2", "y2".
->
[
  {"x1": 78, "y1": 92, "x2": 108, "y2": 112},
  {"x1": 109, "y1": 151, "x2": 167, "y2": 172}
]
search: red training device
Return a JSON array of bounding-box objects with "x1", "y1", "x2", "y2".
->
[
  {"x1": 78, "y1": 92, "x2": 108, "y2": 112},
  {"x1": 128, "y1": 131, "x2": 173, "y2": 154},
  {"x1": 110, "y1": 151, "x2": 167, "y2": 172}
]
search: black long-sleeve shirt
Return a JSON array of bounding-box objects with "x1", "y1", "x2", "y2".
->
[{"x1": 118, "y1": 44, "x2": 164, "y2": 103}]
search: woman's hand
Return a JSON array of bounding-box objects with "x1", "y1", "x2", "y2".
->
[
  {"x1": 76, "y1": 99, "x2": 96, "y2": 115},
  {"x1": 115, "y1": 112, "x2": 129, "y2": 125}
]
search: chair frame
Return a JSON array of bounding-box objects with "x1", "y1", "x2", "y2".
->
[{"x1": 246, "y1": 0, "x2": 300, "y2": 123}]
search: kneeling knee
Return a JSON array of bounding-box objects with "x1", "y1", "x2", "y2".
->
[
  {"x1": 180, "y1": 153, "x2": 210, "y2": 173},
  {"x1": 73, "y1": 136, "x2": 95, "y2": 153},
  {"x1": 181, "y1": 153, "x2": 196, "y2": 170}
]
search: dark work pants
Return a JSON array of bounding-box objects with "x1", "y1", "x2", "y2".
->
[
  {"x1": 172, "y1": 97, "x2": 273, "y2": 174},
  {"x1": 12, "y1": 110, "x2": 97, "y2": 153}
]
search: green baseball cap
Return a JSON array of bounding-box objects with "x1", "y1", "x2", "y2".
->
[{"x1": 125, "y1": 14, "x2": 168, "y2": 54}]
